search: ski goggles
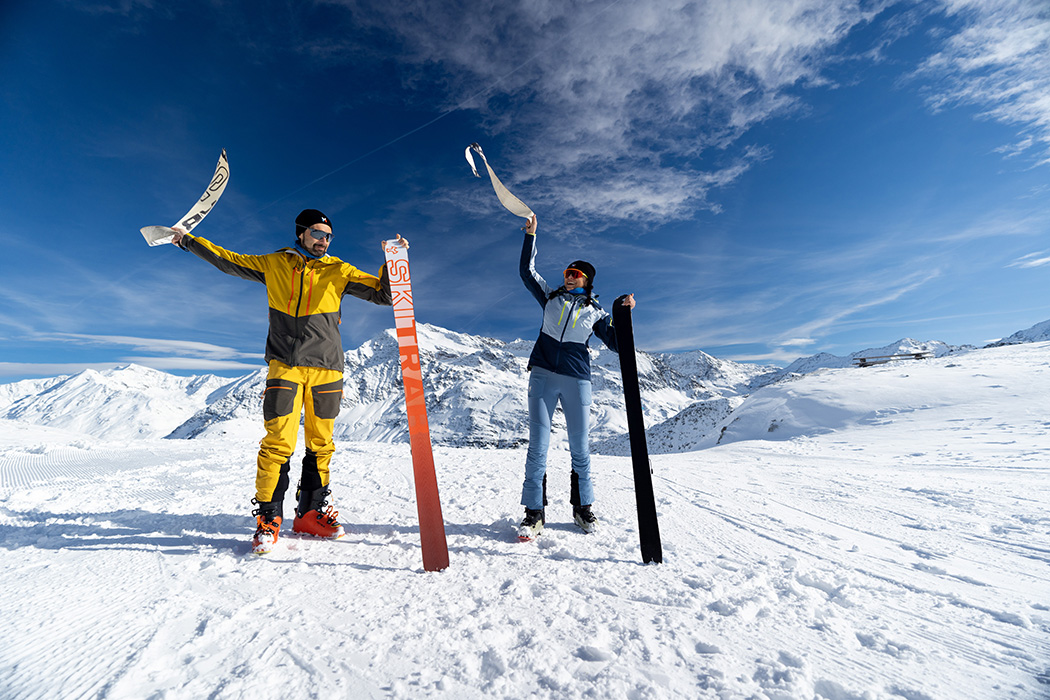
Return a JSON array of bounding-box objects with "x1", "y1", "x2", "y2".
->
[
  {"x1": 564, "y1": 268, "x2": 588, "y2": 280},
  {"x1": 304, "y1": 227, "x2": 333, "y2": 242}
]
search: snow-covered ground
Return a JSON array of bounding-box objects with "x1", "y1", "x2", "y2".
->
[{"x1": 1, "y1": 342, "x2": 1048, "y2": 699}]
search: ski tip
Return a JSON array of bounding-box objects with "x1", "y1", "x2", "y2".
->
[{"x1": 140, "y1": 225, "x2": 176, "y2": 247}]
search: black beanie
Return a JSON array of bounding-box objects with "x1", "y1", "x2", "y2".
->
[
  {"x1": 295, "y1": 209, "x2": 331, "y2": 235},
  {"x1": 567, "y1": 260, "x2": 596, "y2": 287}
]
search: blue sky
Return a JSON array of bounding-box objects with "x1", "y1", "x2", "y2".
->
[{"x1": 1, "y1": 0, "x2": 1048, "y2": 382}]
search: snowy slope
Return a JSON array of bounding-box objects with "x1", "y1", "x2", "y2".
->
[
  {"x1": 596, "y1": 338, "x2": 979, "y2": 455},
  {"x1": 0, "y1": 341, "x2": 1048, "y2": 699},
  {"x1": 711, "y1": 342, "x2": 1042, "y2": 447},
  {"x1": 0, "y1": 374, "x2": 68, "y2": 409},
  {"x1": 594, "y1": 395, "x2": 744, "y2": 455}
]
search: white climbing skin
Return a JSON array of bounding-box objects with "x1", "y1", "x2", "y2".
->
[
  {"x1": 465, "y1": 142, "x2": 535, "y2": 220},
  {"x1": 140, "y1": 148, "x2": 230, "y2": 246}
]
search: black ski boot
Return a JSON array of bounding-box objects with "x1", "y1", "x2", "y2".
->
[
  {"x1": 517, "y1": 508, "x2": 545, "y2": 541},
  {"x1": 573, "y1": 504, "x2": 598, "y2": 534}
]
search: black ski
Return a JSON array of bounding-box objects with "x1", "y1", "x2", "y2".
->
[{"x1": 613, "y1": 296, "x2": 663, "y2": 564}]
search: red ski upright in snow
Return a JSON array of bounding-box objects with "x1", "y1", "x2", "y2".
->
[
  {"x1": 383, "y1": 237, "x2": 450, "y2": 572},
  {"x1": 613, "y1": 296, "x2": 663, "y2": 564}
]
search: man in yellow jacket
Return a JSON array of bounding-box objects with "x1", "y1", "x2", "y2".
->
[{"x1": 172, "y1": 209, "x2": 397, "y2": 554}]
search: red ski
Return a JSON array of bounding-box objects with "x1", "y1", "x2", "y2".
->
[{"x1": 383, "y1": 238, "x2": 450, "y2": 572}]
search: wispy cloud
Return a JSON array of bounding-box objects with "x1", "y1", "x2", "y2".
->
[
  {"x1": 0, "y1": 222, "x2": 267, "y2": 342},
  {"x1": 323, "y1": 0, "x2": 881, "y2": 226},
  {"x1": 118, "y1": 357, "x2": 263, "y2": 370},
  {"x1": 637, "y1": 238, "x2": 945, "y2": 354},
  {"x1": 0, "y1": 362, "x2": 125, "y2": 378},
  {"x1": 781, "y1": 338, "x2": 817, "y2": 347},
  {"x1": 773, "y1": 270, "x2": 940, "y2": 343},
  {"x1": 928, "y1": 209, "x2": 1050, "y2": 243},
  {"x1": 42, "y1": 333, "x2": 264, "y2": 361},
  {"x1": 1008, "y1": 250, "x2": 1050, "y2": 268},
  {"x1": 0, "y1": 358, "x2": 261, "y2": 378},
  {"x1": 915, "y1": 0, "x2": 1050, "y2": 166},
  {"x1": 721, "y1": 348, "x2": 810, "y2": 365},
  {"x1": 0, "y1": 333, "x2": 264, "y2": 378}
]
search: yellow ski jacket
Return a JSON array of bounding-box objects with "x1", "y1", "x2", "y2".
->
[{"x1": 180, "y1": 234, "x2": 391, "y2": 371}]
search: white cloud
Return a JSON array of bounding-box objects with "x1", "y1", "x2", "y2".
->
[
  {"x1": 721, "y1": 348, "x2": 806, "y2": 365},
  {"x1": 118, "y1": 357, "x2": 264, "y2": 370},
  {"x1": 916, "y1": 0, "x2": 1050, "y2": 165},
  {"x1": 0, "y1": 334, "x2": 264, "y2": 379},
  {"x1": 644, "y1": 271, "x2": 938, "y2": 355},
  {"x1": 931, "y1": 209, "x2": 1050, "y2": 243},
  {"x1": 325, "y1": 0, "x2": 881, "y2": 225},
  {"x1": 1008, "y1": 251, "x2": 1050, "y2": 268},
  {"x1": 0, "y1": 362, "x2": 125, "y2": 378},
  {"x1": 0, "y1": 359, "x2": 261, "y2": 378},
  {"x1": 776, "y1": 270, "x2": 940, "y2": 342},
  {"x1": 41, "y1": 333, "x2": 264, "y2": 361}
]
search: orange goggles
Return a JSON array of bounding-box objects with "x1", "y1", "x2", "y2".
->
[{"x1": 564, "y1": 268, "x2": 588, "y2": 280}]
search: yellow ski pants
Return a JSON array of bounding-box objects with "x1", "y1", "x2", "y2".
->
[{"x1": 256, "y1": 360, "x2": 344, "y2": 502}]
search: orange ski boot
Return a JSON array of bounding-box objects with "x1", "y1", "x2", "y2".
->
[
  {"x1": 250, "y1": 499, "x2": 283, "y2": 555},
  {"x1": 292, "y1": 487, "x2": 346, "y2": 539},
  {"x1": 251, "y1": 516, "x2": 282, "y2": 554}
]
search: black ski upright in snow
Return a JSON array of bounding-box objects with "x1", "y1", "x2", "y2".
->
[{"x1": 613, "y1": 296, "x2": 663, "y2": 564}]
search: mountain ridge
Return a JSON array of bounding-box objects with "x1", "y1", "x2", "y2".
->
[{"x1": 3, "y1": 320, "x2": 1045, "y2": 450}]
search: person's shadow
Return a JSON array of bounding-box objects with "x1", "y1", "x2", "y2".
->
[
  {"x1": 0, "y1": 510, "x2": 640, "y2": 566},
  {"x1": 0, "y1": 508, "x2": 246, "y2": 554}
]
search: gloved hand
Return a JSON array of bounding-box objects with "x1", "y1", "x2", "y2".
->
[{"x1": 524, "y1": 215, "x2": 537, "y2": 236}]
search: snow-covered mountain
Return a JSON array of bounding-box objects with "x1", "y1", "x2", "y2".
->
[
  {"x1": 0, "y1": 324, "x2": 777, "y2": 448},
  {"x1": 4, "y1": 321, "x2": 1047, "y2": 452},
  {"x1": 776, "y1": 338, "x2": 966, "y2": 376},
  {"x1": 988, "y1": 317, "x2": 1050, "y2": 346},
  {"x1": 0, "y1": 365, "x2": 230, "y2": 440},
  {"x1": 601, "y1": 336, "x2": 976, "y2": 454},
  {"x1": 172, "y1": 324, "x2": 778, "y2": 447}
]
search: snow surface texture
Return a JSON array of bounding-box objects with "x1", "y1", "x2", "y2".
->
[{"x1": 1, "y1": 339, "x2": 1048, "y2": 698}]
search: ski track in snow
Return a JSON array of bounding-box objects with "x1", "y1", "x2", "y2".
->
[{"x1": 1, "y1": 347, "x2": 1050, "y2": 698}]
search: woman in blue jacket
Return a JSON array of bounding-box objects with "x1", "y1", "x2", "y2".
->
[{"x1": 517, "y1": 214, "x2": 635, "y2": 540}]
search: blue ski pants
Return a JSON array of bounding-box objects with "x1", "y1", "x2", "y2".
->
[{"x1": 521, "y1": 366, "x2": 594, "y2": 511}]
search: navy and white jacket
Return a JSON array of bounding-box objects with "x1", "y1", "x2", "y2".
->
[{"x1": 520, "y1": 231, "x2": 618, "y2": 380}]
